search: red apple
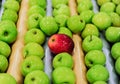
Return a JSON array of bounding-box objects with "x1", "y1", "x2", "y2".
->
[{"x1": 48, "y1": 34, "x2": 74, "y2": 55}]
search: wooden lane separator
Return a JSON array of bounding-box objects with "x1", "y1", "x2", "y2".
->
[
  {"x1": 7, "y1": 0, "x2": 29, "y2": 84},
  {"x1": 68, "y1": 0, "x2": 88, "y2": 84}
]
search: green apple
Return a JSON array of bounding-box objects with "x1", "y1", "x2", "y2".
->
[
  {"x1": 0, "y1": 73, "x2": 17, "y2": 84},
  {"x1": 116, "y1": 4, "x2": 120, "y2": 15},
  {"x1": 85, "y1": 50, "x2": 106, "y2": 68},
  {"x1": 3, "y1": 0, "x2": 20, "y2": 12},
  {"x1": 1, "y1": 9, "x2": 18, "y2": 23},
  {"x1": 29, "y1": 0, "x2": 46, "y2": 9},
  {"x1": 53, "y1": 4, "x2": 70, "y2": 17},
  {"x1": 24, "y1": 28, "x2": 46, "y2": 45},
  {"x1": 23, "y1": 42, "x2": 44, "y2": 59},
  {"x1": 100, "y1": 2, "x2": 116, "y2": 13},
  {"x1": 93, "y1": 81, "x2": 107, "y2": 84},
  {"x1": 105, "y1": 27, "x2": 120, "y2": 43},
  {"x1": 0, "y1": 20, "x2": 17, "y2": 44},
  {"x1": 54, "y1": 14, "x2": 69, "y2": 27},
  {"x1": 0, "y1": 41, "x2": 11, "y2": 58},
  {"x1": 52, "y1": 0, "x2": 68, "y2": 8},
  {"x1": 77, "y1": 0, "x2": 93, "y2": 14},
  {"x1": 81, "y1": 24, "x2": 99, "y2": 39},
  {"x1": 0, "y1": 55, "x2": 8, "y2": 72},
  {"x1": 28, "y1": 5, "x2": 46, "y2": 17},
  {"x1": 27, "y1": 13, "x2": 43, "y2": 29},
  {"x1": 24, "y1": 70, "x2": 50, "y2": 84},
  {"x1": 40, "y1": 16, "x2": 58, "y2": 36},
  {"x1": 82, "y1": 35, "x2": 103, "y2": 53},
  {"x1": 109, "y1": 12, "x2": 120, "y2": 27},
  {"x1": 67, "y1": 15, "x2": 85, "y2": 33},
  {"x1": 96, "y1": 0, "x2": 111, "y2": 6},
  {"x1": 80, "y1": 10, "x2": 95, "y2": 23},
  {"x1": 58, "y1": 27, "x2": 72, "y2": 38},
  {"x1": 53, "y1": 52, "x2": 74, "y2": 69},
  {"x1": 115, "y1": 57, "x2": 120, "y2": 75},
  {"x1": 21, "y1": 56, "x2": 44, "y2": 76},
  {"x1": 52, "y1": 67, "x2": 76, "y2": 84},
  {"x1": 111, "y1": 42, "x2": 120, "y2": 60},
  {"x1": 112, "y1": 0, "x2": 120, "y2": 5},
  {"x1": 92, "y1": 12, "x2": 112, "y2": 31},
  {"x1": 86, "y1": 65, "x2": 109, "y2": 83}
]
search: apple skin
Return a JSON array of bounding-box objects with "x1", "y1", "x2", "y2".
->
[
  {"x1": 67, "y1": 15, "x2": 85, "y2": 33},
  {"x1": 24, "y1": 28, "x2": 46, "y2": 45},
  {"x1": 52, "y1": 67, "x2": 76, "y2": 84},
  {"x1": 109, "y1": 12, "x2": 120, "y2": 27},
  {"x1": 29, "y1": 0, "x2": 46, "y2": 9},
  {"x1": 40, "y1": 16, "x2": 58, "y2": 36},
  {"x1": 112, "y1": 0, "x2": 120, "y2": 5},
  {"x1": 105, "y1": 26, "x2": 120, "y2": 43},
  {"x1": 93, "y1": 81, "x2": 107, "y2": 84},
  {"x1": 28, "y1": 5, "x2": 46, "y2": 17},
  {"x1": 115, "y1": 57, "x2": 120, "y2": 75},
  {"x1": 24, "y1": 70, "x2": 50, "y2": 84},
  {"x1": 7, "y1": 0, "x2": 21, "y2": 3},
  {"x1": 0, "y1": 73, "x2": 17, "y2": 84},
  {"x1": 0, "y1": 55, "x2": 8, "y2": 72},
  {"x1": 23, "y1": 42, "x2": 44, "y2": 59},
  {"x1": 111, "y1": 42, "x2": 120, "y2": 60},
  {"x1": 52, "y1": 0, "x2": 68, "y2": 8},
  {"x1": 27, "y1": 13, "x2": 43, "y2": 29},
  {"x1": 100, "y1": 2, "x2": 116, "y2": 13},
  {"x1": 48, "y1": 34, "x2": 74, "y2": 55},
  {"x1": 53, "y1": 4, "x2": 70, "y2": 17},
  {"x1": 85, "y1": 50, "x2": 106, "y2": 68},
  {"x1": 4, "y1": 0, "x2": 20, "y2": 12},
  {"x1": 77, "y1": 0, "x2": 93, "y2": 13},
  {"x1": 80, "y1": 10, "x2": 95, "y2": 23},
  {"x1": 53, "y1": 52, "x2": 74, "y2": 69},
  {"x1": 55, "y1": 14, "x2": 69, "y2": 27},
  {"x1": 81, "y1": 24, "x2": 99, "y2": 39},
  {"x1": 96, "y1": 0, "x2": 111, "y2": 6},
  {"x1": 0, "y1": 41, "x2": 11, "y2": 58},
  {"x1": 1, "y1": 9, "x2": 18, "y2": 23},
  {"x1": 86, "y1": 65, "x2": 109, "y2": 83},
  {"x1": 21, "y1": 56, "x2": 44, "y2": 76},
  {"x1": 0, "y1": 20, "x2": 17, "y2": 44},
  {"x1": 92, "y1": 12, "x2": 112, "y2": 31},
  {"x1": 77, "y1": 0, "x2": 90, "y2": 4},
  {"x1": 82, "y1": 35, "x2": 103, "y2": 53},
  {"x1": 58, "y1": 27, "x2": 73, "y2": 38},
  {"x1": 116, "y1": 4, "x2": 120, "y2": 15}
]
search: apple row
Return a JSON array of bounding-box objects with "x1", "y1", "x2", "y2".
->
[
  {"x1": 19, "y1": 0, "x2": 51, "y2": 84},
  {"x1": 75, "y1": 0, "x2": 111, "y2": 84},
  {"x1": 0, "y1": 0, "x2": 21, "y2": 83},
  {"x1": 0, "y1": 0, "x2": 20, "y2": 73},
  {"x1": 50, "y1": 0, "x2": 77, "y2": 83},
  {"x1": 96, "y1": 0, "x2": 120, "y2": 81}
]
